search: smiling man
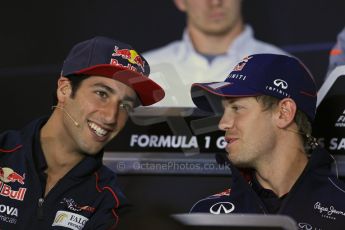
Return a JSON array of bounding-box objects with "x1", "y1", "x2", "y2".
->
[
  {"x1": 189, "y1": 54, "x2": 345, "y2": 229},
  {"x1": 0, "y1": 36, "x2": 164, "y2": 229}
]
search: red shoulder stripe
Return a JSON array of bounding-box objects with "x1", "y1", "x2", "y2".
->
[
  {"x1": 94, "y1": 172, "x2": 120, "y2": 207},
  {"x1": 0, "y1": 144, "x2": 23, "y2": 153},
  {"x1": 94, "y1": 172, "x2": 120, "y2": 228}
]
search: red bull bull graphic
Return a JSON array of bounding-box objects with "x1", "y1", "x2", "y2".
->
[
  {"x1": 0, "y1": 167, "x2": 25, "y2": 185},
  {"x1": 111, "y1": 46, "x2": 146, "y2": 72},
  {"x1": 113, "y1": 48, "x2": 131, "y2": 59},
  {"x1": 232, "y1": 56, "x2": 253, "y2": 71},
  {"x1": 0, "y1": 167, "x2": 27, "y2": 201},
  {"x1": 6, "y1": 172, "x2": 25, "y2": 185}
]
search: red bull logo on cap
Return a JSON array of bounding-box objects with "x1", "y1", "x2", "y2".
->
[
  {"x1": 111, "y1": 46, "x2": 146, "y2": 72},
  {"x1": 233, "y1": 56, "x2": 253, "y2": 71},
  {"x1": 0, "y1": 167, "x2": 27, "y2": 201}
]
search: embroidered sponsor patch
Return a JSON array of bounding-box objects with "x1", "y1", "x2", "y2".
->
[
  {"x1": 298, "y1": 222, "x2": 314, "y2": 230},
  {"x1": 52, "y1": 211, "x2": 88, "y2": 230},
  {"x1": 314, "y1": 201, "x2": 345, "y2": 220},
  {"x1": 61, "y1": 198, "x2": 95, "y2": 213},
  {"x1": 212, "y1": 189, "x2": 231, "y2": 197},
  {"x1": 232, "y1": 56, "x2": 253, "y2": 71},
  {"x1": 0, "y1": 167, "x2": 25, "y2": 185},
  {"x1": 0, "y1": 167, "x2": 27, "y2": 201},
  {"x1": 0, "y1": 204, "x2": 18, "y2": 225},
  {"x1": 210, "y1": 202, "x2": 235, "y2": 214}
]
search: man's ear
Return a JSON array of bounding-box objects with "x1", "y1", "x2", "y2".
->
[
  {"x1": 56, "y1": 76, "x2": 71, "y2": 102},
  {"x1": 174, "y1": 0, "x2": 187, "y2": 12},
  {"x1": 274, "y1": 98, "x2": 297, "y2": 129}
]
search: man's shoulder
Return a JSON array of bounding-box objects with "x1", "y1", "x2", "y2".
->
[
  {"x1": 244, "y1": 35, "x2": 287, "y2": 56},
  {"x1": 251, "y1": 40, "x2": 287, "y2": 55},
  {"x1": 95, "y1": 165, "x2": 120, "y2": 186},
  {"x1": 95, "y1": 165, "x2": 127, "y2": 201},
  {"x1": 0, "y1": 118, "x2": 46, "y2": 154},
  {"x1": 238, "y1": 25, "x2": 288, "y2": 56},
  {"x1": 0, "y1": 129, "x2": 23, "y2": 154},
  {"x1": 143, "y1": 40, "x2": 183, "y2": 63}
]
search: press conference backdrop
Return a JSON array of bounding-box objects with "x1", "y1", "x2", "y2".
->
[{"x1": 313, "y1": 66, "x2": 345, "y2": 174}]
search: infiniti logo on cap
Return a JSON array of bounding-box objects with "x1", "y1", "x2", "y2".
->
[{"x1": 273, "y1": 79, "x2": 288, "y2": 89}]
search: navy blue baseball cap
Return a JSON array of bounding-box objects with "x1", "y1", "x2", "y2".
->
[
  {"x1": 191, "y1": 54, "x2": 317, "y2": 121},
  {"x1": 61, "y1": 36, "x2": 165, "y2": 106}
]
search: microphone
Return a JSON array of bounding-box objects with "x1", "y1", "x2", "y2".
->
[{"x1": 51, "y1": 105, "x2": 80, "y2": 127}]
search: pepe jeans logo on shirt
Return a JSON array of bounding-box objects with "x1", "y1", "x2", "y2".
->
[{"x1": 314, "y1": 201, "x2": 345, "y2": 220}]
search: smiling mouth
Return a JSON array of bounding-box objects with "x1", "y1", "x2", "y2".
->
[
  {"x1": 225, "y1": 137, "x2": 238, "y2": 145},
  {"x1": 87, "y1": 121, "x2": 109, "y2": 137},
  {"x1": 229, "y1": 139, "x2": 237, "y2": 144}
]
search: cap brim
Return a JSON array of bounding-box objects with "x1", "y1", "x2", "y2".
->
[
  {"x1": 191, "y1": 82, "x2": 260, "y2": 112},
  {"x1": 73, "y1": 64, "x2": 165, "y2": 106}
]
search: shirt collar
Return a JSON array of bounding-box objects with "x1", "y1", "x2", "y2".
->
[
  {"x1": 179, "y1": 25, "x2": 254, "y2": 59},
  {"x1": 33, "y1": 118, "x2": 48, "y2": 173},
  {"x1": 251, "y1": 174, "x2": 279, "y2": 199},
  {"x1": 226, "y1": 25, "x2": 254, "y2": 55}
]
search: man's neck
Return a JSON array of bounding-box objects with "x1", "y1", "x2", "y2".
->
[
  {"x1": 40, "y1": 115, "x2": 84, "y2": 177},
  {"x1": 40, "y1": 116, "x2": 86, "y2": 196},
  {"x1": 254, "y1": 146, "x2": 308, "y2": 198},
  {"x1": 188, "y1": 22, "x2": 244, "y2": 55}
]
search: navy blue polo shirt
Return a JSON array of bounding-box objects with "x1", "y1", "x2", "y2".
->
[
  {"x1": 0, "y1": 117, "x2": 129, "y2": 229},
  {"x1": 251, "y1": 175, "x2": 287, "y2": 214}
]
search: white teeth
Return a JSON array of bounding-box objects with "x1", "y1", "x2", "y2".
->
[{"x1": 88, "y1": 122, "x2": 108, "y2": 137}]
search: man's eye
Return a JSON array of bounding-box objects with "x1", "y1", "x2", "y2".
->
[
  {"x1": 231, "y1": 105, "x2": 243, "y2": 112},
  {"x1": 96, "y1": 91, "x2": 108, "y2": 98},
  {"x1": 231, "y1": 105, "x2": 239, "y2": 111},
  {"x1": 119, "y1": 102, "x2": 133, "y2": 114}
]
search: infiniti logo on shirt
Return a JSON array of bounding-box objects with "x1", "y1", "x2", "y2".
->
[
  {"x1": 273, "y1": 79, "x2": 288, "y2": 89},
  {"x1": 298, "y1": 222, "x2": 313, "y2": 230},
  {"x1": 209, "y1": 202, "x2": 235, "y2": 214}
]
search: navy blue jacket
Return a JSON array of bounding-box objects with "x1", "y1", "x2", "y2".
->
[
  {"x1": 0, "y1": 117, "x2": 128, "y2": 229},
  {"x1": 190, "y1": 148, "x2": 345, "y2": 230}
]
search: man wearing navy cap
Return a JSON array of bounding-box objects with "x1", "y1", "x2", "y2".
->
[
  {"x1": 0, "y1": 36, "x2": 164, "y2": 229},
  {"x1": 190, "y1": 54, "x2": 345, "y2": 229}
]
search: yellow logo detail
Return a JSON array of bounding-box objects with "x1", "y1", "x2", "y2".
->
[{"x1": 54, "y1": 213, "x2": 68, "y2": 223}]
